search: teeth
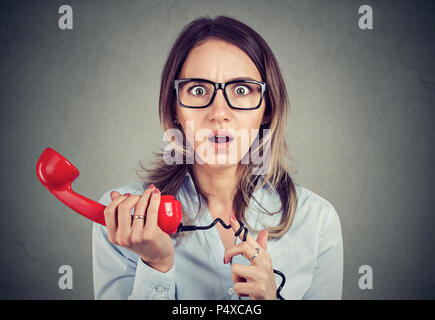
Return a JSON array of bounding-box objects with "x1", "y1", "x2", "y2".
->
[{"x1": 209, "y1": 135, "x2": 233, "y2": 143}]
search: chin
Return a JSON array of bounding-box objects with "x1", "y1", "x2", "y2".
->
[{"x1": 195, "y1": 159, "x2": 240, "y2": 171}]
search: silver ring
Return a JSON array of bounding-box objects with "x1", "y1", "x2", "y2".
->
[
  {"x1": 249, "y1": 247, "x2": 260, "y2": 261},
  {"x1": 133, "y1": 215, "x2": 144, "y2": 220}
]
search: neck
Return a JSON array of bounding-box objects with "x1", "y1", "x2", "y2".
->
[{"x1": 192, "y1": 164, "x2": 239, "y2": 215}]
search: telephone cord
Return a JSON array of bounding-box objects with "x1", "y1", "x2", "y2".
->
[{"x1": 177, "y1": 218, "x2": 286, "y2": 300}]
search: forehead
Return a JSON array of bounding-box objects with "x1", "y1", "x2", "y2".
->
[{"x1": 179, "y1": 38, "x2": 262, "y2": 81}]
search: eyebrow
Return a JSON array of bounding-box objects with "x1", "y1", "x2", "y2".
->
[{"x1": 226, "y1": 76, "x2": 261, "y2": 82}]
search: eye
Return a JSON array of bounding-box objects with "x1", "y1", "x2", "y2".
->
[
  {"x1": 189, "y1": 85, "x2": 207, "y2": 96},
  {"x1": 234, "y1": 85, "x2": 250, "y2": 96}
]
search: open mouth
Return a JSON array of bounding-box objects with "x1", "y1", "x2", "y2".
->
[
  {"x1": 207, "y1": 130, "x2": 234, "y2": 151},
  {"x1": 208, "y1": 135, "x2": 234, "y2": 143}
]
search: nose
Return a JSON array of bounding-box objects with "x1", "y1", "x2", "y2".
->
[{"x1": 208, "y1": 88, "x2": 231, "y2": 123}]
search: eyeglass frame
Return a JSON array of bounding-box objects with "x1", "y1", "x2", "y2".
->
[{"x1": 173, "y1": 78, "x2": 267, "y2": 110}]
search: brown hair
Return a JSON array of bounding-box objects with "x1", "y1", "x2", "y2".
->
[{"x1": 136, "y1": 15, "x2": 297, "y2": 239}]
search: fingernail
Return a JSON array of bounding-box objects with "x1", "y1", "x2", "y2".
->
[
  {"x1": 230, "y1": 216, "x2": 236, "y2": 223},
  {"x1": 153, "y1": 188, "x2": 160, "y2": 194},
  {"x1": 223, "y1": 257, "x2": 227, "y2": 264},
  {"x1": 148, "y1": 184, "x2": 155, "y2": 189},
  {"x1": 123, "y1": 193, "x2": 131, "y2": 197}
]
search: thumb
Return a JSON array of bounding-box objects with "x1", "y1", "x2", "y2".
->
[{"x1": 256, "y1": 229, "x2": 268, "y2": 250}]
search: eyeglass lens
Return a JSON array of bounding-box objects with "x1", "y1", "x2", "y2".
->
[{"x1": 178, "y1": 80, "x2": 262, "y2": 109}]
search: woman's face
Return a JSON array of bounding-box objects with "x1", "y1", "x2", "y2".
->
[{"x1": 176, "y1": 38, "x2": 267, "y2": 169}]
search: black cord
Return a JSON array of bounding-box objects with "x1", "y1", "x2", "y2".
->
[
  {"x1": 177, "y1": 218, "x2": 286, "y2": 300},
  {"x1": 177, "y1": 217, "x2": 230, "y2": 232}
]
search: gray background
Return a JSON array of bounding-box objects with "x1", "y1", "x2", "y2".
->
[{"x1": 0, "y1": 0, "x2": 434, "y2": 299}]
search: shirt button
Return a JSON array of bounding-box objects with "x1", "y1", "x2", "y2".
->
[
  {"x1": 228, "y1": 287, "x2": 235, "y2": 295},
  {"x1": 156, "y1": 286, "x2": 165, "y2": 293}
]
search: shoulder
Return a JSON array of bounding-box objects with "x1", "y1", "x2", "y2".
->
[
  {"x1": 294, "y1": 184, "x2": 337, "y2": 218},
  {"x1": 292, "y1": 184, "x2": 342, "y2": 242}
]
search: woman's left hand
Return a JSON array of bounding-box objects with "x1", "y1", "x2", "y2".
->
[{"x1": 224, "y1": 216, "x2": 277, "y2": 300}]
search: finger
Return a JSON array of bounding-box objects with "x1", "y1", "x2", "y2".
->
[
  {"x1": 110, "y1": 191, "x2": 131, "y2": 200},
  {"x1": 229, "y1": 216, "x2": 258, "y2": 247},
  {"x1": 117, "y1": 195, "x2": 141, "y2": 237},
  {"x1": 232, "y1": 269, "x2": 246, "y2": 285},
  {"x1": 131, "y1": 185, "x2": 155, "y2": 236},
  {"x1": 110, "y1": 191, "x2": 121, "y2": 200},
  {"x1": 145, "y1": 187, "x2": 161, "y2": 229},
  {"x1": 231, "y1": 263, "x2": 247, "y2": 284},
  {"x1": 225, "y1": 241, "x2": 259, "y2": 264},
  {"x1": 231, "y1": 264, "x2": 258, "y2": 281},
  {"x1": 233, "y1": 282, "x2": 255, "y2": 298},
  {"x1": 104, "y1": 192, "x2": 130, "y2": 234},
  {"x1": 256, "y1": 230, "x2": 268, "y2": 251}
]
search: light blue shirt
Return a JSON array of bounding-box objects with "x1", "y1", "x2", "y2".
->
[{"x1": 92, "y1": 171, "x2": 343, "y2": 300}]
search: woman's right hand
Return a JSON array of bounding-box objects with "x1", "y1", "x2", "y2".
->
[{"x1": 104, "y1": 184, "x2": 175, "y2": 273}]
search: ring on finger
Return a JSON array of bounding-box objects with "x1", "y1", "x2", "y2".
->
[
  {"x1": 133, "y1": 215, "x2": 145, "y2": 220},
  {"x1": 248, "y1": 247, "x2": 261, "y2": 261}
]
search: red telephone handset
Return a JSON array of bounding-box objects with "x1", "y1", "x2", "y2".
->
[{"x1": 35, "y1": 147, "x2": 182, "y2": 234}]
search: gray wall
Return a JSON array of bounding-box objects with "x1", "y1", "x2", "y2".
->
[{"x1": 1, "y1": 0, "x2": 434, "y2": 299}]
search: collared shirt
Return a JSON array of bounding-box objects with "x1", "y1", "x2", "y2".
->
[{"x1": 92, "y1": 170, "x2": 343, "y2": 300}]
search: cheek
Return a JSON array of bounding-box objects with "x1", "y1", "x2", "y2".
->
[
  {"x1": 241, "y1": 111, "x2": 264, "y2": 130},
  {"x1": 177, "y1": 111, "x2": 205, "y2": 149},
  {"x1": 177, "y1": 107, "x2": 203, "y2": 127}
]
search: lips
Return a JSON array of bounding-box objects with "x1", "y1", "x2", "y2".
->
[{"x1": 207, "y1": 130, "x2": 234, "y2": 144}]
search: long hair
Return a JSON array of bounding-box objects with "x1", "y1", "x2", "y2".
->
[{"x1": 136, "y1": 15, "x2": 297, "y2": 239}]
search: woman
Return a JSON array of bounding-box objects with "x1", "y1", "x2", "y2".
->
[{"x1": 92, "y1": 16, "x2": 343, "y2": 300}]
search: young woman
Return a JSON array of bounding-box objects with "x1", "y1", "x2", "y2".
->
[{"x1": 92, "y1": 16, "x2": 343, "y2": 300}]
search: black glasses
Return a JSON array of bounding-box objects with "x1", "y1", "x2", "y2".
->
[{"x1": 174, "y1": 78, "x2": 266, "y2": 110}]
